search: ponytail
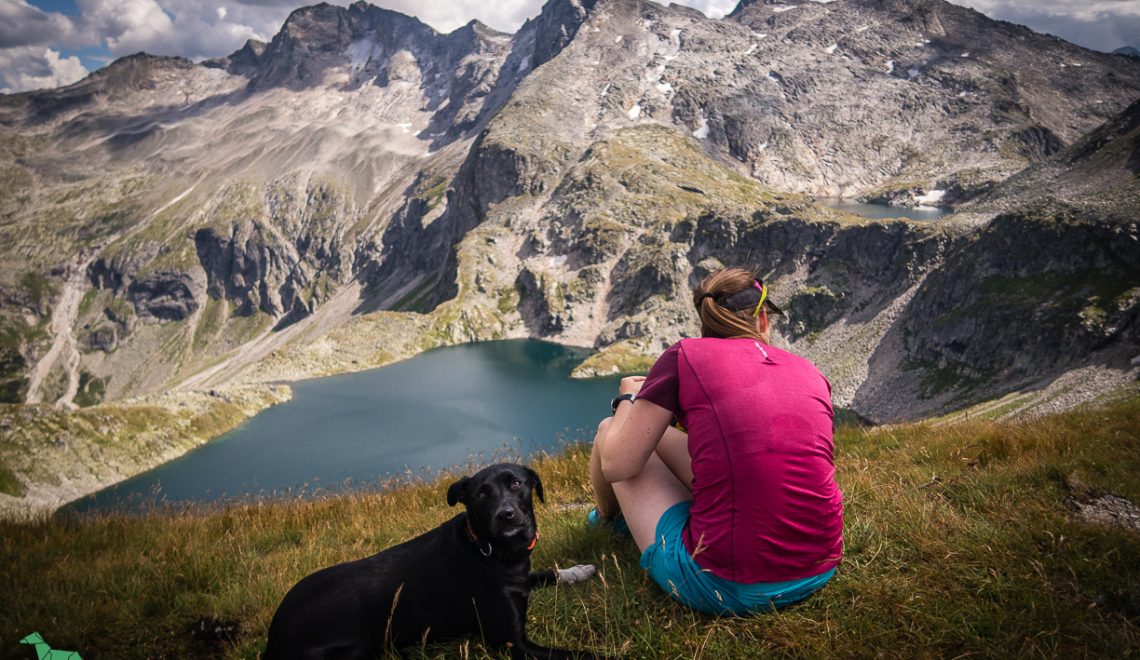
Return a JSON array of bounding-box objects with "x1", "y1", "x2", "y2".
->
[{"x1": 693, "y1": 268, "x2": 772, "y2": 343}]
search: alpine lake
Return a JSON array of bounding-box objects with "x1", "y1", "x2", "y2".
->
[
  {"x1": 70, "y1": 340, "x2": 623, "y2": 513},
  {"x1": 72, "y1": 329, "x2": 876, "y2": 513}
]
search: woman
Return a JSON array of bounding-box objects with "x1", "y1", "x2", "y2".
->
[{"x1": 589, "y1": 267, "x2": 843, "y2": 614}]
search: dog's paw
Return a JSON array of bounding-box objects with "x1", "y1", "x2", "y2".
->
[{"x1": 557, "y1": 564, "x2": 597, "y2": 584}]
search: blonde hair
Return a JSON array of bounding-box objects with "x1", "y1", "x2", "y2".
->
[{"x1": 692, "y1": 267, "x2": 770, "y2": 343}]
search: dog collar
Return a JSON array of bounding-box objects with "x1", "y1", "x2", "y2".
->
[{"x1": 465, "y1": 519, "x2": 539, "y2": 558}]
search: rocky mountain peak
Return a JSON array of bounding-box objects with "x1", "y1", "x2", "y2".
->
[
  {"x1": 84, "y1": 52, "x2": 197, "y2": 87},
  {"x1": 462, "y1": 18, "x2": 500, "y2": 35},
  {"x1": 531, "y1": 0, "x2": 600, "y2": 69},
  {"x1": 3, "y1": 51, "x2": 238, "y2": 126},
  {"x1": 253, "y1": 1, "x2": 438, "y2": 88},
  {"x1": 442, "y1": 18, "x2": 511, "y2": 55},
  {"x1": 205, "y1": 38, "x2": 266, "y2": 76}
]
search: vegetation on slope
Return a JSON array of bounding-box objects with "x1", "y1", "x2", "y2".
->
[
  {"x1": 2, "y1": 395, "x2": 1138, "y2": 658},
  {"x1": 0, "y1": 386, "x2": 292, "y2": 517}
]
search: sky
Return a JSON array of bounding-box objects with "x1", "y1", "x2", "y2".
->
[{"x1": 1, "y1": 0, "x2": 1139, "y2": 93}]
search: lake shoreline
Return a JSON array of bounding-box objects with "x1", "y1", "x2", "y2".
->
[{"x1": 0, "y1": 385, "x2": 293, "y2": 520}]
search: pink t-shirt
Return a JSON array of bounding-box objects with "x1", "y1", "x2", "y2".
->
[{"x1": 638, "y1": 337, "x2": 843, "y2": 583}]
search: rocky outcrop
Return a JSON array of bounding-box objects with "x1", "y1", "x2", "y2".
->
[
  {"x1": 126, "y1": 270, "x2": 206, "y2": 322},
  {"x1": 531, "y1": 0, "x2": 599, "y2": 69},
  {"x1": 253, "y1": 3, "x2": 433, "y2": 89},
  {"x1": 903, "y1": 211, "x2": 1139, "y2": 382},
  {"x1": 205, "y1": 39, "x2": 266, "y2": 77},
  {"x1": 516, "y1": 267, "x2": 565, "y2": 335},
  {"x1": 2, "y1": 53, "x2": 246, "y2": 129},
  {"x1": 194, "y1": 225, "x2": 295, "y2": 318}
]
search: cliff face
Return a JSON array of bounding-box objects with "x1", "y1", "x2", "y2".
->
[{"x1": 0, "y1": 0, "x2": 1136, "y2": 425}]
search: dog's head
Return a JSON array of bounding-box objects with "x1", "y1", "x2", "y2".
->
[{"x1": 447, "y1": 463, "x2": 544, "y2": 546}]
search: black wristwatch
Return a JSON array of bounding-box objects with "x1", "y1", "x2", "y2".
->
[{"x1": 610, "y1": 393, "x2": 637, "y2": 413}]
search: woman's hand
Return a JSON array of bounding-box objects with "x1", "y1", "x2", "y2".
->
[{"x1": 619, "y1": 376, "x2": 646, "y2": 396}]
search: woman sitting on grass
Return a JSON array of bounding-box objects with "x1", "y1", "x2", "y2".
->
[{"x1": 589, "y1": 266, "x2": 843, "y2": 614}]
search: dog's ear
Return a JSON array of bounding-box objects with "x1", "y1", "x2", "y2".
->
[
  {"x1": 525, "y1": 467, "x2": 544, "y2": 503},
  {"x1": 447, "y1": 476, "x2": 470, "y2": 506}
]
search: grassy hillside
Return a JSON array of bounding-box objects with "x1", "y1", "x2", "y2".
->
[{"x1": 2, "y1": 395, "x2": 1139, "y2": 658}]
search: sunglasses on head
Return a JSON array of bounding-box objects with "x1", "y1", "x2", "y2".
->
[{"x1": 698, "y1": 280, "x2": 784, "y2": 317}]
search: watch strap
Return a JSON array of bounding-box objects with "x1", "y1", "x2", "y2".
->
[{"x1": 611, "y1": 393, "x2": 637, "y2": 413}]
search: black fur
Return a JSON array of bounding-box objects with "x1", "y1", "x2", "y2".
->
[{"x1": 264, "y1": 463, "x2": 602, "y2": 659}]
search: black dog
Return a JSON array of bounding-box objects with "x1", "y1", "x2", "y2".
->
[{"x1": 264, "y1": 463, "x2": 603, "y2": 659}]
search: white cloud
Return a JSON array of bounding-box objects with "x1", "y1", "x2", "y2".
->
[
  {"x1": 948, "y1": 0, "x2": 1140, "y2": 50},
  {"x1": 77, "y1": 0, "x2": 175, "y2": 55},
  {"x1": 0, "y1": 0, "x2": 76, "y2": 48},
  {"x1": 353, "y1": 0, "x2": 533, "y2": 33},
  {"x1": 951, "y1": 0, "x2": 1140, "y2": 22},
  {"x1": 0, "y1": 46, "x2": 88, "y2": 93},
  {"x1": 666, "y1": 0, "x2": 738, "y2": 20},
  {"x1": 69, "y1": 0, "x2": 276, "y2": 59}
]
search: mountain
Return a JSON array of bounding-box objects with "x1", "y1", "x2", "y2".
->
[{"x1": 0, "y1": 0, "x2": 1137, "y2": 438}]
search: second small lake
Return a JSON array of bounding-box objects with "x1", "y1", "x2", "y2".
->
[{"x1": 816, "y1": 198, "x2": 949, "y2": 221}]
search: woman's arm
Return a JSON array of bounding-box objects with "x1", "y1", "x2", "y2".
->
[{"x1": 599, "y1": 376, "x2": 675, "y2": 483}]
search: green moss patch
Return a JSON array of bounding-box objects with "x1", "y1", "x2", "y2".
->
[
  {"x1": 73, "y1": 372, "x2": 107, "y2": 408},
  {"x1": 0, "y1": 460, "x2": 26, "y2": 497}
]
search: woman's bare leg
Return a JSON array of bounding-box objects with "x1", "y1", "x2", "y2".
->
[
  {"x1": 590, "y1": 418, "x2": 693, "y2": 551},
  {"x1": 655, "y1": 426, "x2": 693, "y2": 488},
  {"x1": 610, "y1": 454, "x2": 692, "y2": 551},
  {"x1": 589, "y1": 417, "x2": 620, "y2": 519}
]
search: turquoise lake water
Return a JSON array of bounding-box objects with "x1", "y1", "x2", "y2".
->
[{"x1": 70, "y1": 340, "x2": 622, "y2": 513}]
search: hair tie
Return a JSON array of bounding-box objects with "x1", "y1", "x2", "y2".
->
[{"x1": 696, "y1": 292, "x2": 716, "y2": 307}]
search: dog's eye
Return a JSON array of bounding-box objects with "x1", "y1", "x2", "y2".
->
[
  {"x1": 510, "y1": 480, "x2": 522, "y2": 490},
  {"x1": 476, "y1": 490, "x2": 488, "y2": 499}
]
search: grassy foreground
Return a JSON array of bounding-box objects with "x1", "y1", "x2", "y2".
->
[{"x1": 2, "y1": 396, "x2": 1140, "y2": 658}]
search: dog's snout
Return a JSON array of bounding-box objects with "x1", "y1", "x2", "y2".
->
[{"x1": 496, "y1": 506, "x2": 516, "y2": 521}]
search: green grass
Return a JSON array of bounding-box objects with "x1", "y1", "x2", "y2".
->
[
  {"x1": 391, "y1": 275, "x2": 440, "y2": 313},
  {"x1": 2, "y1": 397, "x2": 1139, "y2": 658},
  {"x1": 982, "y1": 269, "x2": 1135, "y2": 309},
  {"x1": 73, "y1": 372, "x2": 106, "y2": 408},
  {"x1": 573, "y1": 340, "x2": 658, "y2": 378},
  {"x1": 418, "y1": 174, "x2": 449, "y2": 213},
  {"x1": 0, "y1": 460, "x2": 25, "y2": 497},
  {"x1": 16, "y1": 272, "x2": 57, "y2": 310}
]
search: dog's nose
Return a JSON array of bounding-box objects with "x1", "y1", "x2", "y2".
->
[{"x1": 497, "y1": 507, "x2": 516, "y2": 521}]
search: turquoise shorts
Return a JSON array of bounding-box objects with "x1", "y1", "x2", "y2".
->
[{"x1": 639, "y1": 501, "x2": 836, "y2": 615}]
